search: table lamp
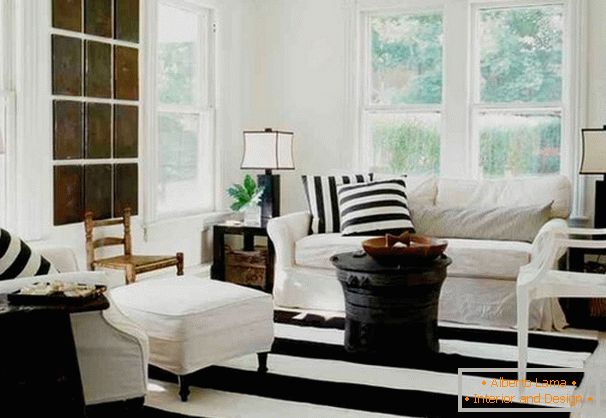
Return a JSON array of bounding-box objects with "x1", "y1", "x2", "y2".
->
[
  {"x1": 241, "y1": 128, "x2": 295, "y2": 226},
  {"x1": 580, "y1": 126, "x2": 606, "y2": 227}
]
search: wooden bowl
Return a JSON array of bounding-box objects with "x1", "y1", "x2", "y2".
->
[{"x1": 362, "y1": 233, "x2": 448, "y2": 262}]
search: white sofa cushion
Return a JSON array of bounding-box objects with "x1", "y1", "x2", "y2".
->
[
  {"x1": 295, "y1": 233, "x2": 531, "y2": 280},
  {"x1": 444, "y1": 238, "x2": 531, "y2": 280},
  {"x1": 435, "y1": 175, "x2": 571, "y2": 218}
]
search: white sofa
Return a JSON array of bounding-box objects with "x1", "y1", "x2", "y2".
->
[
  {"x1": 0, "y1": 245, "x2": 149, "y2": 405},
  {"x1": 267, "y1": 175, "x2": 572, "y2": 330}
]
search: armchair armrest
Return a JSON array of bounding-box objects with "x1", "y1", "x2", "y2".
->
[
  {"x1": 529, "y1": 218, "x2": 568, "y2": 267},
  {"x1": 267, "y1": 212, "x2": 311, "y2": 269}
]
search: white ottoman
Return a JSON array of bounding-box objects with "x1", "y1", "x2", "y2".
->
[{"x1": 110, "y1": 276, "x2": 274, "y2": 401}]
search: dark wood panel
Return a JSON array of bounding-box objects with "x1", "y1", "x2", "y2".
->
[
  {"x1": 114, "y1": 163, "x2": 138, "y2": 216},
  {"x1": 114, "y1": 46, "x2": 138, "y2": 100},
  {"x1": 52, "y1": 35, "x2": 82, "y2": 96},
  {"x1": 85, "y1": 103, "x2": 111, "y2": 158},
  {"x1": 84, "y1": 0, "x2": 112, "y2": 38},
  {"x1": 85, "y1": 41, "x2": 111, "y2": 98},
  {"x1": 52, "y1": 0, "x2": 82, "y2": 32},
  {"x1": 53, "y1": 100, "x2": 83, "y2": 160},
  {"x1": 114, "y1": 0, "x2": 139, "y2": 43},
  {"x1": 114, "y1": 105, "x2": 138, "y2": 158},
  {"x1": 54, "y1": 165, "x2": 83, "y2": 225},
  {"x1": 84, "y1": 164, "x2": 112, "y2": 219}
]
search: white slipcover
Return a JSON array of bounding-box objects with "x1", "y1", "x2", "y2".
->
[
  {"x1": 110, "y1": 276, "x2": 274, "y2": 375},
  {"x1": 435, "y1": 175, "x2": 571, "y2": 218},
  {"x1": 295, "y1": 233, "x2": 531, "y2": 280},
  {"x1": 267, "y1": 175, "x2": 572, "y2": 330},
  {"x1": 0, "y1": 269, "x2": 148, "y2": 405}
]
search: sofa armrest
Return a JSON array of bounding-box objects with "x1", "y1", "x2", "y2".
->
[
  {"x1": 530, "y1": 218, "x2": 568, "y2": 263},
  {"x1": 267, "y1": 211, "x2": 311, "y2": 269}
]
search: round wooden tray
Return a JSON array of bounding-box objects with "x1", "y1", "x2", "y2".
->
[{"x1": 362, "y1": 232, "x2": 448, "y2": 262}]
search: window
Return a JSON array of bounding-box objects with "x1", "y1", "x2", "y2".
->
[
  {"x1": 362, "y1": 11, "x2": 443, "y2": 175},
  {"x1": 472, "y1": 4, "x2": 565, "y2": 178},
  {"x1": 0, "y1": 1, "x2": 13, "y2": 226},
  {"x1": 0, "y1": 95, "x2": 7, "y2": 225},
  {"x1": 356, "y1": 1, "x2": 574, "y2": 180},
  {"x1": 152, "y1": 1, "x2": 214, "y2": 218}
]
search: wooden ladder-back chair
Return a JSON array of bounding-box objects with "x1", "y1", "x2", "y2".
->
[{"x1": 85, "y1": 207, "x2": 184, "y2": 284}]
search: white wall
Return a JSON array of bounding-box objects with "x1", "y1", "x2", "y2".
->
[
  {"x1": 583, "y1": 0, "x2": 606, "y2": 222},
  {"x1": 220, "y1": 0, "x2": 354, "y2": 215},
  {"x1": 248, "y1": 0, "x2": 606, "y2": 220}
]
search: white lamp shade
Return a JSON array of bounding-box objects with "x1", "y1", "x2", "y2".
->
[
  {"x1": 580, "y1": 129, "x2": 606, "y2": 174},
  {"x1": 241, "y1": 130, "x2": 295, "y2": 170}
]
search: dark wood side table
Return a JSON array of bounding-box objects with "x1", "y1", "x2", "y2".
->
[
  {"x1": 211, "y1": 223, "x2": 275, "y2": 293},
  {"x1": 0, "y1": 293, "x2": 109, "y2": 417},
  {"x1": 564, "y1": 219, "x2": 606, "y2": 329},
  {"x1": 330, "y1": 251, "x2": 451, "y2": 356}
]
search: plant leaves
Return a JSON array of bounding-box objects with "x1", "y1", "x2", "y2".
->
[
  {"x1": 243, "y1": 174, "x2": 256, "y2": 195},
  {"x1": 227, "y1": 176, "x2": 265, "y2": 211}
]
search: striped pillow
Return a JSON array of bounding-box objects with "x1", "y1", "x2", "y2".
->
[
  {"x1": 338, "y1": 179, "x2": 415, "y2": 236},
  {"x1": 0, "y1": 229, "x2": 57, "y2": 281},
  {"x1": 302, "y1": 174, "x2": 373, "y2": 234}
]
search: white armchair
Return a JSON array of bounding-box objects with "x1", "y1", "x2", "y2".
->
[
  {"x1": 517, "y1": 227, "x2": 606, "y2": 383},
  {"x1": 0, "y1": 246, "x2": 149, "y2": 405}
]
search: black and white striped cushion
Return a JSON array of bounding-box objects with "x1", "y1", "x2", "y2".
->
[
  {"x1": 302, "y1": 174, "x2": 373, "y2": 234},
  {"x1": 0, "y1": 229, "x2": 57, "y2": 280},
  {"x1": 338, "y1": 179, "x2": 415, "y2": 236}
]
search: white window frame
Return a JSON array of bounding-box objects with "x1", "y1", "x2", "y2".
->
[
  {"x1": 469, "y1": 0, "x2": 572, "y2": 179},
  {"x1": 144, "y1": 0, "x2": 216, "y2": 224},
  {"x1": 358, "y1": 5, "x2": 445, "y2": 174},
  {"x1": 351, "y1": 0, "x2": 582, "y2": 189},
  {"x1": 0, "y1": 0, "x2": 16, "y2": 229}
]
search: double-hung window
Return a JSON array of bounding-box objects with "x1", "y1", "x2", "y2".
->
[
  {"x1": 0, "y1": 0, "x2": 14, "y2": 226},
  {"x1": 357, "y1": 1, "x2": 573, "y2": 180},
  {"x1": 150, "y1": 1, "x2": 215, "y2": 220},
  {"x1": 361, "y1": 10, "x2": 443, "y2": 175},
  {"x1": 471, "y1": 3, "x2": 565, "y2": 178}
]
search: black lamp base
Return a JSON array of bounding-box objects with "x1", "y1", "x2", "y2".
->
[
  {"x1": 257, "y1": 171, "x2": 280, "y2": 227},
  {"x1": 595, "y1": 176, "x2": 606, "y2": 228}
]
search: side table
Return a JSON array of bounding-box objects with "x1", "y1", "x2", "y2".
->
[
  {"x1": 0, "y1": 293, "x2": 110, "y2": 417},
  {"x1": 211, "y1": 223, "x2": 275, "y2": 293},
  {"x1": 564, "y1": 219, "x2": 606, "y2": 329},
  {"x1": 331, "y1": 251, "x2": 451, "y2": 356}
]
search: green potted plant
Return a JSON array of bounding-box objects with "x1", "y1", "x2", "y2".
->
[{"x1": 227, "y1": 175, "x2": 265, "y2": 225}]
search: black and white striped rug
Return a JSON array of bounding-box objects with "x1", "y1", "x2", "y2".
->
[{"x1": 144, "y1": 310, "x2": 602, "y2": 417}]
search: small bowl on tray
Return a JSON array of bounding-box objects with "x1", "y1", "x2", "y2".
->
[{"x1": 362, "y1": 232, "x2": 447, "y2": 263}]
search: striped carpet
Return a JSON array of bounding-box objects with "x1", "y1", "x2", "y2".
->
[{"x1": 144, "y1": 309, "x2": 602, "y2": 417}]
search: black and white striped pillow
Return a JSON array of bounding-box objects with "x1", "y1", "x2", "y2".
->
[
  {"x1": 302, "y1": 174, "x2": 373, "y2": 234},
  {"x1": 338, "y1": 179, "x2": 415, "y2": 236},
  {"x1": 0, "y1": 228, "x2": 57, "y2": 281}
]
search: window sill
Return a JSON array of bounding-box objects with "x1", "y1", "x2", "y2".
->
[{"x1": 143, "y1": 210, "x2": 239, "y2": 242}]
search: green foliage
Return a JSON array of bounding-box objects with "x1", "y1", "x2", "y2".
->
[
  {"x1": 373, "y1": 116, "x2": 440, "y2": 175},
  {"x1": 158, "y1": 114, "x2": 197, "y2": 183},
  {"x1": 371, "y1": 13, "x2": 443, "y2": 105},
  {"x1": 158, "y1": 42, "x2": 195, "y2": 105},
  {"x1": 227, "y1": 175, "x2": 265, "y2": 212},
  {"x1": 479, "y1": 6, "x2": 563, "y2": 103},
  {"x1": 480, "y1": 116, "x2": 561, "y2": 177}
]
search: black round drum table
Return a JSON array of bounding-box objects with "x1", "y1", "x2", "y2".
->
[{"x1": 331, "y1": 251, "x2": 451, "y2": 356}]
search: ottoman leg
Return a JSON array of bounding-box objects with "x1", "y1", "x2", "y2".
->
[
  {"x1": 176, "y1": 252, "x2": 184, "y2": 276},
  {"x1": 178, "y1": 375, "x2": 190, "y2": 402},
  {"x1": 257, "y1": 352, "x2": 269, "y2": 373}
]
